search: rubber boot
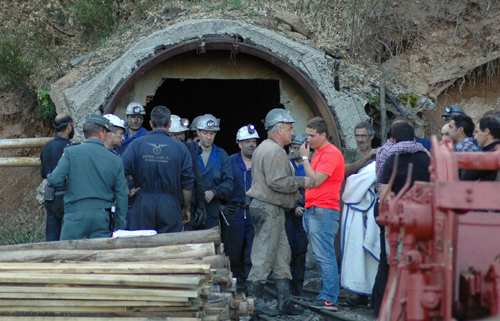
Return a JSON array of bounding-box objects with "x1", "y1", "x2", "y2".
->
[
  {"x1": 291, "y1": 280, "x2": 304, "y2": 297},
  {"x1": 246, "y1": 281, "x2": 279, "y2": 316},
  {"x1": 276, "y1": 278, "x2": 304, "y2": 315}
]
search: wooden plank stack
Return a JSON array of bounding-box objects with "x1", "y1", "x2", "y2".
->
[{"x1": 0, "y1": 227, "x2": 253, "y2": 321}]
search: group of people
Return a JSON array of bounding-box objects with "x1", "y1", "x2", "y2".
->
[{"x1": 39, "y1": 100, "x2": 500, "y2": 316}]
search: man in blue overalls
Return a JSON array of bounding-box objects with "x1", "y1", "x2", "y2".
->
[
  {"x1": 118, "y1": 102, "x2": 149, "y2": 155},
  {"x1": 286, "y1": 133, "x2": 309, "y2": 297},
  {"x1": 122, "y1": 106, "x2": 194, "y2": 233},
  {"x1": 223, "y1": 124, "x2": 259, "y2": 294},
  {"x1": 196, "y1": 114, "x2": 233, "y2": 229}
]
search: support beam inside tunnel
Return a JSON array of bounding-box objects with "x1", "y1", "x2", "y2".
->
[{"x1": 144, "y1": 78, "x2": 280, "y2": 155}]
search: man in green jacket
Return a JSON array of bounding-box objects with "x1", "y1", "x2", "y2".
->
[{"x1": 47, "y1": 114, "x2": 128, "y2": 240}]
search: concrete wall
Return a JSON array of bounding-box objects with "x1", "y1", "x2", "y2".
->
[
  {"x1": 52, "y1": 19, "x2": 368, "y2": 148},
  {"x1": 114, "y1": 51, "x2": 314, "y2": 134}
]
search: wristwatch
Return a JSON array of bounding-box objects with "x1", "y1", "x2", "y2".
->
[{"x1": 301, "y1": 156, "x2": 309, "y2": 161}]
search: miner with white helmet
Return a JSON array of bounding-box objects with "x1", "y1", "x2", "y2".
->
[
  {"x1": 246, "y1": 107, "x2": 315, "y2": 316},
  {"x1": 168, "y1": 115, "x2": 190, "y2": 143},
  {"x1": 223, "y1": 124, "x2": 259, "y2": 295},
  {"x1": 196, "y1": 114, "x2": 233, "y2": 229},
  {"x1": 103, "y1": 114, "x2": 127, "y2": 151},
  {"x1": 118, "y1": 102, "x2": 149, "y2": 155}
]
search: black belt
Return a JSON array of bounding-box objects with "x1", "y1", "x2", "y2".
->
[{"x1": 236, "y1": 203, "x2": 249, "y2": 210}]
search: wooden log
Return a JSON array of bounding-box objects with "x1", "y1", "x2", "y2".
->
[
  {"x1": 0, "y1": 305, "x2": 203, "y2": 313},
  {"x1": 0, "y1": 228, "x2": 220, "y2": 252},
  {"x1": 1, "y1": 314, "x2": 202, "y2": 321},
  {"x1": 0, "y1": 299, "x2": 191, "y2": 307},
  {"x1": 152, "y1": 255, "x2": 229, "y2": 269},
  {"x1": 0, "y1": 273, "x2": 203, "y2": 288},
  {"x1": 0, "y1": 263, "x2": 211, "y2": 275},
  {"x1": 0, "y1": 317, "x2": 201, "y2": 321},
  {"x1": 0, "y1": 292, "x2": 190, "y2": 302},
  {"x1": 0, "y1": 286, "x2": 199, "y2": 298},
  {"x1": 0, "y1": 243, "x2": 215, "y2": 263}
]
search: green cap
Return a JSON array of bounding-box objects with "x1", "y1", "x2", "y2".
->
[{"x1": 85, "y1": 114, "x2": 111, "y2": 131}]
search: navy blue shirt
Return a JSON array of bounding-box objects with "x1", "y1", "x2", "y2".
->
[
  {"x1": 118, "y1": 126, "x2": 149, "y2": 155},
  {"x1": 40, "y1": 135, "x2": 72, "y2": 190},
  {"x1": 226, "y1": 152, "x2": 251, "y2": 204}
]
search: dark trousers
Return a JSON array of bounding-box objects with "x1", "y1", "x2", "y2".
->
[
  {"x1": 285, "y1": 211, "x2": 309, "y2": 285},
  {"x1": 372, "y1": 201, "x2": 389, "y2": 316},
  {"x1": 223, "y1": 207, "x2": 254, "y2": 283},
  {"x1": 44, "y1": 196, "x2": 64, "y2": 241}
]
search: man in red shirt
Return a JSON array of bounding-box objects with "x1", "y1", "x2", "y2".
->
[{"x1": 300, "y1": 117, "x2": 345, "y2": 311}]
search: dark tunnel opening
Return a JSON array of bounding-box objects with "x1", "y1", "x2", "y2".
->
[{"x1": 144, "y1": 78, "x2": 281, "y2": 155}]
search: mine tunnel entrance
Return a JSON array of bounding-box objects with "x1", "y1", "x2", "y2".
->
[{"x1": 144, "y1": 78, "x2": 280, "y2": 155}]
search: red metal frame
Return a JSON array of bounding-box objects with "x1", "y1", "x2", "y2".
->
[{"x1": 377, "y1": 136, "x2": 500, "y2": 321}]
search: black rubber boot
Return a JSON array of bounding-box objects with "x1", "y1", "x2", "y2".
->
[
  {"x1": 291, "y1": 280, "x2": 304, "y2": 297},
  {"x1": 345, "y1": 294, "x2": 369, "y2": 307},
  {"x1": 247, "y1": 281, "x2": 279, "y2": 316},
  {"x1": 276, "y1": 279, "x2": 304, "y2": 315}
]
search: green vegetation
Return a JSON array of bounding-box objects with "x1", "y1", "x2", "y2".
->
[
  {"x1": 36, "y1": 90, "x2": 57, "y2": 122},
  {"x1": 0, "y1": 216, "x2": 45, "y2": 245},
  {"x1": 369, "y1": 96, "x2": 380, "y2": 107},
  {"x1": 0, "y1": 37, "x2": 36, "y2": 93},
  {"x1": 231, "y1": 0, "x2": 245, "y2": 10},
  {"x1": 400, "y1": 94, "x2": 419, "y2": 108},
  {"x1": 69, "y1": 0, "x2": 115, "y2": 42}
]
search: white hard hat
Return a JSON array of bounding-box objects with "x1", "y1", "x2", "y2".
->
[
  {"x1": 236, "y1": 124, "x2": 259, "y2": 143},
  {"x1": 125, "y1": 102, "x2": 146, "y2": 115},
  {"x1": 196, "y1": 114, "x2": 220, "y2": 131},
  {"x1": 169, "y1": 115, "x2": 190, "y2": 133},
  {"x1": 190, "y1": 115, "x2": 202, "y2": 132},
  {"x1": 263, "y1": 108, "x2": 295, "y2": 130},
  {"x1": 103, "y1": 114, "x2": 126, "y2": 129}
]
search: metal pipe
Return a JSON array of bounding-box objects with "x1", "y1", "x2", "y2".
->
[
  {"x1": 0, "y1": 158, "x2": 41, "y2": 167},
  {"x1": 0, "y1": 138, "x2": 52, "y2": 149}
]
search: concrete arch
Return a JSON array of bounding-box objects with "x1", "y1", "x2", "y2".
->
[{"x1": 55, "y1": 19, "x2": 368, "y2": 148}]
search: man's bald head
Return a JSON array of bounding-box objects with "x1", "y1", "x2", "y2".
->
[{"x1": 53, "y1": 113, "x2": 74, "y2": 139}]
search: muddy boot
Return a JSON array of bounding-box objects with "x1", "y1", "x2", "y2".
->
[
  {"x1": 291, "y1": 280, "x2": 304, "y2": 297},
  {"x1": 247, "y1": 281, "x2": 279, "y2": 316},
  {"x1": 276, "y1": 279, "x2": 304, "y2": 315}
]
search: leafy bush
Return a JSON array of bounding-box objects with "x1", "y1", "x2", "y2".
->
[
  {"x1": 36, "y1": 90, "x2": 57, "y2": 122},
  {"x1": 69, "y1": 0, "x2": 115, "y2": 42},
  {"x1": 0, "y1": 38, "x2": 36, "y2": 93}
]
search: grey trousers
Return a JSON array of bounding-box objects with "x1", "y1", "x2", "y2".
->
[{"x1": 248, "y1": 199, "x2": 292, "y2": 282}]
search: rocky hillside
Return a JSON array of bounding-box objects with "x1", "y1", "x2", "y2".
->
[{"x1": 0, "y1": 0, "x2": 499, "y2": 241}]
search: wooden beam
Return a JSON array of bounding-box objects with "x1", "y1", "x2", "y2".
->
[
  {"x1": 0, "y1": 228, "x2": 221, "y2": 252},
  {"x1": 0, "y1": 299, "x2": 192, "y2": 307},
  {"x1": 0, "y1": 263, "x2": 211, "y2": 274},
  {"x1": 0, "y1": 273, "x2": 203, "y2": 288},
  {"x1": 0, "y1": 243, "x2": 216, "y2": 263},
  {"x1": 0, "y1": 286, "x2": 199, "y2": 298}
]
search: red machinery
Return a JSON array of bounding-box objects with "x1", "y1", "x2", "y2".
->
[{"x1": 377, "y1": 136, "x2": 500, "y2": 321}]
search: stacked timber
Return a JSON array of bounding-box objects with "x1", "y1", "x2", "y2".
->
[{"x1": 0, "y1": 227, "x2": 253, "y2": 321}]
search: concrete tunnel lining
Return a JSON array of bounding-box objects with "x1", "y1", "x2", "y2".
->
[{"x1": 54, "y1": 19, "x2": 369, "y2": 149}]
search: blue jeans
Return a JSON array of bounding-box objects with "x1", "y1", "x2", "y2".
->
[{"x1": 303, "y1": 207, "x2": 340, "y2": 305}]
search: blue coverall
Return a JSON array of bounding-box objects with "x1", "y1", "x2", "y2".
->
[
  {"x1": 198, "y1": 144, "x2": 233, "y2": 229},
  {"x1": 285, "y1": 160, "x2": 309, "y2": 293},
  {"x1": 118, "y1": 126, "x2": 148, "y2": 155},
  {"x1": 122, "y1": 130, "x2": 195, "y2": 233},
  {"x1": 224, "y1": 152, "x2": 255, "y2": 284}
]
